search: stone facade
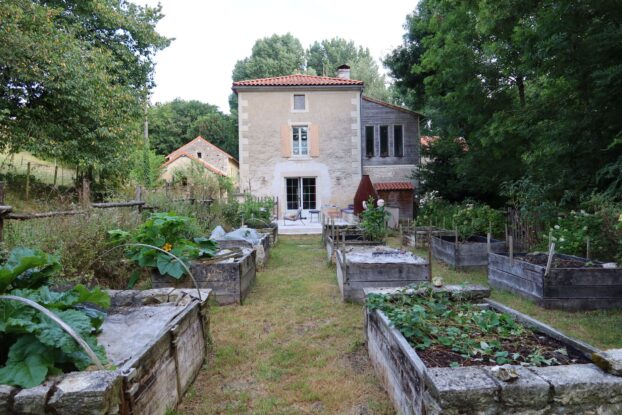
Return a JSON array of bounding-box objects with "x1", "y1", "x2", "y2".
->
[
  {"x1": 163, "y1": 136, "x2": 239, "y2": 185},
  {"x1": 237, "y1": 89, "x2": 362, "y2": 216}
]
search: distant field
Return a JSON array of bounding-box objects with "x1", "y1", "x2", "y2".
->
[{"x1": 0, "y1": 152, "x2": 76, "y2": 186}]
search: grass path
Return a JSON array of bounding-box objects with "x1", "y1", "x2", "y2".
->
[{"x1": 178, "y1": 235, "x2": 393, "y2": 415}]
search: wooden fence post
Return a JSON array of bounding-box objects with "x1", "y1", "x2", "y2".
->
[
  {"x1": 0, "y1": 182, "x2": 5, "y2": 242},
  {"x1": 53, "y1": 165, "x2": 58, "y2": 187},
  {"x1": 135, "y1": 186, "x2": 143, "y2": 213},
  {"x1": 25, "y1": 162, "x2": 31, "y2": 201},
  {"x1": 81, "y1": 178, "x2": 91, "y2": 208}
]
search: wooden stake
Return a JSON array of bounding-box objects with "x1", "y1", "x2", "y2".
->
[
  {"x1": 25, "y1": 162, "x2": 31, "y2": 201},
  {"x1": 0, "y1": 182, "x2": 5, "y2": 242},
  {"x1": 427, "y1": 226, "x2": 433, "y2": 280},
  {"x1": 509, "y1": 235, "x2": 514, "y2": 265},
  {"x1": 53, "y1": 165, "x2": 58, "y2": 187},
  {"x1": 545, "y1": 242, "x2": 556, "y2": 277},
  {"x1": 487, "y1": 232, "x2": 491, "y2": 254},
  {"x1": 135, "y1": 186, "x2": 143, "y2": 213},
  {"x1": 586, "y1": 237, "x2": 590, "y2": 260}
]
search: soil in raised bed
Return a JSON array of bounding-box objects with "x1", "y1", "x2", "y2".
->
[
  {"x1": 520, "y1": 253, "x2": 599, "y2": 269},
  {"x1": 418, "y1": 330, "x2": 590, "y2": 368}
]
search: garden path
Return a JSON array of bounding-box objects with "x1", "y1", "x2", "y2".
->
[{"x1": 177, "y1": 235, "x2": 393, "y2": 415}]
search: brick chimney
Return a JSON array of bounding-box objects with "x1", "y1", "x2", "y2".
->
[{"x1": 336, "y1": 64, "x2": 351, "y2": 80}]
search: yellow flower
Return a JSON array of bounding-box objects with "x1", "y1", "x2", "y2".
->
[{"x1": 162, "y1": 243, "x2": 172, "y2": 252}]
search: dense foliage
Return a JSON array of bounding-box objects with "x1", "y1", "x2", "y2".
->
[
  {"x1": 0, "y1": 0, "x2": 169, "y2": 184},
  {"x1": 0, "y1": 248, "x2": 109, "y2": 388},
  {"x1": 387, "y1": 0, "x2": 622, "y2": 205},
  {"x1": 108, "y1": 212, "x2": 218, "y2": 280},
  {"x1": 367, "y1": 287, "x2": 564, "y2": 367},
  {"x1": 359, "y1": 197, "x2": 390, "y2": 242},
  {"x1": 148, "y1": 99, "x2": 238, "y2": 158}
]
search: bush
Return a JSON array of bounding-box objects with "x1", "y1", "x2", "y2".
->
[
  {"x1": 416, "y1": 191, "x2": 460, "y2": 229},
  {"x1": 452, "y1": 203, "x2": 504, "y2": 240},
  {"x1": 360, "y1": 197, "x2": 390, "y2": 241},
  {"x1": 239, "y1": 196, "x2": 273, "y2": 226}
]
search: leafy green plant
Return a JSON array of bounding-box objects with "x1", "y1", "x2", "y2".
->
[
  {"x1": 0, "y1": 247, "x2": 110, "y2": 388},
  {"x1": 452, "y1": 203, "x2": 504, "y2": 240},
  {"x1": 239, "y1": 195, "x2": 273, "y2": 226},
  {"x1": 108, "y1": 212, "x2": 218, "y2": 279},
  {"x1": 547, "y1": 210, "x2": 603, "y2": 258},
  {"x1": 366, "y1": 286, "x2": 563, "y2": 367},
  {"x1": 359, "y1": 197, "x2": 390, "y2": 242}
]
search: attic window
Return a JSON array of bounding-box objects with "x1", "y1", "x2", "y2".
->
[
  {"x1": 293, "y1": 94, "x2": 306, "y2": 111},
  {"x1": 197, "y1": 152, "x2": 202, "y2": 159}
]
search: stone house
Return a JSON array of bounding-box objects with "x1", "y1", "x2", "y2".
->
[
  {"x1": 232, "y1": 66, "x2": 421, "y2": 220},
  {"x1": 161, "y1": 136, "x2": 239, "y2": 185}
]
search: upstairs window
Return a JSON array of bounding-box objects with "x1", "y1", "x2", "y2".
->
[
  {"x1": 197, "y1": 152, "x2": 202, "y2": 159},
  {"x1": 394, "y1": 125, "x2": 403, "y2": 157},
  {"x1": 379, "y1": 125, "x2": 389, "y2": 157},
  {"x1": 293, "y1": 94, "x2": 306, "y2": 111},
  {"x1": 292, "y1": 126, "x2": 308, "y2": 156},
  {"x1": 365, "y1": 126, "x2": 375, "y2": 157}
]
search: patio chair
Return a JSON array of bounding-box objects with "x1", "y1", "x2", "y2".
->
[{"x1": 283, "y1": 207, "x2": 305, "y2": 225}]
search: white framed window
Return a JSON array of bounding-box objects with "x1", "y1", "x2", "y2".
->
[
  {"x1": 292, "y1": 126, "x2": 308, "y2": 156},
  {"x1": 293, "y1": 94, "x2": 306, "y2": 111}
]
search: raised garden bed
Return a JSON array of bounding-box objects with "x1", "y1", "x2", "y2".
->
[
  {"x1": 364, "y1": 285, "x2": 622, "y2": 415},
  {"x1": 214, "y1": 232, "x2": 271, "y2": 269},
  {"x1": 402, "y1": 226, "x2": 454, "y2": 249},
  {"x1": 489, "y1": 252, "x2": 622, "y2": 310},
  {"x1": 324, "y1": 228, "x2": 384, "y2": 263},
  {"x1": 151, "y1": 248, "x2": 256, "y2": 305},
  {"x1": 432, "y1": 235, "x2": 505, "y2": 269},
  {"x1": 336, "y1": 247, "x2": 429, "y2": 303},
  {"x1": 247, "y1": 222, "x2": 278, "y2": 247},
  {"x1": 0, "y1": 288, "x2": 211, "y2": 415}
]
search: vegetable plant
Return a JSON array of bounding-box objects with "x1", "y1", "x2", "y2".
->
[
  {"x1": 452, "y1": 203, "x2": 504, "y2": 240},
  {"x1": 366, "y1": 285, "x2": 566, "y2": 367},
  {"x1": 239, "y1": 196, "x2": 274, "y2": 227},
  {"x1": 108, "y1": 212, "x2": 218, "y2": 279},
  {"x1": 0, "y1": 248, "x2": 110, "y2": 388}
]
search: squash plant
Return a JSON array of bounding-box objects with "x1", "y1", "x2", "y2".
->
[
  {"x1": 108, "y1": 212, "x2": 218, "y2": 279},
  {"x1": 0, "y1": 248, "x2": 110, "y2": 388}
]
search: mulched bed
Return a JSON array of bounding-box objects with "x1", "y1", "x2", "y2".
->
[
  {"x1": 418, "y1": 330, "x2": 590, "y2": 368},
  {"x1": 520, "y1": 253, "x2": 599, "y2": 269}
]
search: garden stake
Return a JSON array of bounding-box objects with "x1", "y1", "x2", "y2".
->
[
  {"x1": 487, "y1": 232, "x2": 491, "y2": 254},
  {"x1": 548, "y1": 230, "x2": 552, "y2": 247},
  {"x1": 545, "y1": 242, "x2": 556, "y2": 277},
  {"x1": 509, "y1": 235, "x2": 514, "y2": 265},
  {"x1": 427, "y1": 226, "x2": 433, "y2": 280},
  {"x1": 586, "y1": 237, "x2": 590, "y2": 260}
]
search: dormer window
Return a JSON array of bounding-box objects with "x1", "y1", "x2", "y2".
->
[
  {"x1": 197, "y1": 152, "x2": 202, "y2": 159},
  {"x1": 293, "y1": 94, "x2": 306, "y2": 111}
]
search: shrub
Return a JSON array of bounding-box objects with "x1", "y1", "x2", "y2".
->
[
  {"x1": 360, "y1": 197, "x2": 390, "y2": 241},
  {"x1": 239, "y1": 196, "x2": 273, "y2": 226},
  {"x1": 452, "y1": 203, "x2": 504, "y2": 240},
  {"x1": 416, "y1": 191, "x2": 459, "y2": 229}
]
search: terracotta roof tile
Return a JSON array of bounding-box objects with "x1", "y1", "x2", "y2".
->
[
  {"x1": 374, "y1": 182, "x2": 415, "y2": 191},
  {"x1": 233, "y1": 74, "x2": 363, "y2": 87}
]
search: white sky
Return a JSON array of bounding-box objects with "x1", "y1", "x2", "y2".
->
[{"x1": 136, "y1": 0, "x2": 417, "y2": 113}]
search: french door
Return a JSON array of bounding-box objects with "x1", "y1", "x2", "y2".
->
[{"x1": 286, "y1": 177, "x2": 317, "y2": 214}]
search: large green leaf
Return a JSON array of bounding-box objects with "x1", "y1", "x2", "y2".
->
[
  {"x1": 0, "y1": 336, "x2": 54, "y2": 388},
  {"x1": 0, "y1": 248, "x2": 61, "y2": 292},
  {"x1": 156, "y1": 254, "x2": 185, "y2": 279}
]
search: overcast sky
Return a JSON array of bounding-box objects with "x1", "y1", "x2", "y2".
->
[{"x1": 136, "y1": 0, "x2": 417, "y2": 113}]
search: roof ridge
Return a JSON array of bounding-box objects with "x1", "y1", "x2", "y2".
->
[{"x1": 162, "y1": 151, "x2": 227, "y2": 177}]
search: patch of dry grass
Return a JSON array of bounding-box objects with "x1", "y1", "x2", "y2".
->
[{"x1": 178, "y1": 235, "x2": 393, "y2": 415}]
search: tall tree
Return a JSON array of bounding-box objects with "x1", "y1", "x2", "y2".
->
[
  {"x1": 0, "y1": 0, "x2": 169, "y2": 183},
  {"x1": 306, "y1": 38, "x2": 390, "y2": 100},
  {"x1": 148, "y1": 100, "x2": 238, "y2": 159}
]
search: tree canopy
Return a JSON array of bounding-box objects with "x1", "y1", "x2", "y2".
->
[
  {"x1": 148, "y1": 100, "x2": 238, "y2": 159},
  {"x1": 0, "y1": 0, "x2": 169, "y2": 177},
  {"x1": 387, "y1": 0, "x2": 622, "y2": 206}
]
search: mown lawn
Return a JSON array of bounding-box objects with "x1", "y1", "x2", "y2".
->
[
  {"x1": 388, "y1": 237, "x2": 622, "y2": 350},
  {"x1": 178, "y1": 235, "x2": 393, "y2": 415}
]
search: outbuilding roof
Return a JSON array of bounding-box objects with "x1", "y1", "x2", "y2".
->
[{"x1": 374, "y1": 182, "x2": 415, "y2": 191}]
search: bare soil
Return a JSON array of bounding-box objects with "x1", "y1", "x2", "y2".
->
[
  {"x1": 418, "y1": 330, "x2": 590, "y2": 368},
  {"x1": 520, "y1": 253, "x2": 598, "y2": 268}
]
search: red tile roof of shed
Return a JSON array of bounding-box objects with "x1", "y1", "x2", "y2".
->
[
  {"x1": 232, "y1": 74, "x2": 363, "y2": 87},
  {"x1": 374, "y1": 182, "x2": 415, "y2": 191}
]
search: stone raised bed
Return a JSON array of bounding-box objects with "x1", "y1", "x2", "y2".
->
[
  {"x1": 0, "y1": 288, "x2": 211, "y2": 415},
  {"x1": 248, "y1": 222, "x2": 278, "y2": 247},
  {"x1": 215, "y1": 232, "x2": 271, "y2": 268},
  {"x1": 152, "y1": 248, "x2": 256, "y2": 305},
  {"x1": 432, "y1": 234, "x2": 505, "y2": 269},
  {"x1": 489, "y1": 252, "x2": 622, "y2": 310},
  {"x1": 364, "y1": 286, "x2": 622, "y2": 415},
  {"x1": 402, "y1": 226, "x2": 454, "y2": 249},
  {"x1": 336, "y1": 247, "x2": 429, "y2": 303},
  {"x1": 324, "y1": 228, "x2": 384, "y2": 263}
]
